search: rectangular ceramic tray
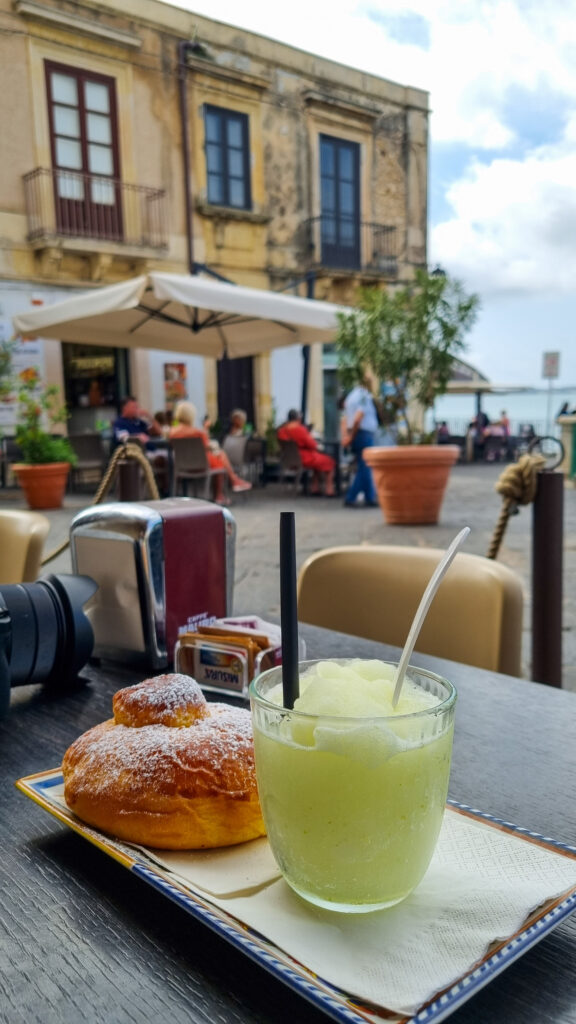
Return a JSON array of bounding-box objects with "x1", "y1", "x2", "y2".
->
[{"x1": 17, "y1": 769, "x2": 576, "y2": 1024}]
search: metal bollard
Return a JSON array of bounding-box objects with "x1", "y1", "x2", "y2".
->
[
  {"x1": 532, "y1": 471, "x2": 563, "y2": 686},
  {"x1": 117, "y1": 459, "x2": 141, "y2": 502}
]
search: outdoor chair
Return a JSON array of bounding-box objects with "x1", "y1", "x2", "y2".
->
[
  {"x1": 68, "y1": 433, "x2": 107, "y2": 491},
  {"x1": 483, "y1": 435, "x2": 511, "y2": 464},
  {"x1": 243, "y1": 436, "x2": 266, "y2": 485},
  {"x1": 0, "y1": 509, "x2": 50, "y2": 583},
  {"x1": 170, "y1": 436, "x2": 227, "y2": 501},
  {"x1": 222, "y1": 435, "x2": 248, "y2": 475},
  {"x1": 278, "y1": 439, "x2": 311, "y2": 493},
  {"x1": 440, "y1": 434, "x2": 466, "y2": 462},
  {"x1": 1, "y1": 438, "x2": 23, "y2": 488},
  {"x1": 297, "y1": 545, "x2": 524, "y2": 676}
]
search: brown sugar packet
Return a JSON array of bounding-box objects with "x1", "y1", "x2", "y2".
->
[
  {"x1": 197, "y1": 625, "x2": 271, "y2": 651},
  {"x1": 179, "y1": 632, "x2": 261, "y2": 675}
]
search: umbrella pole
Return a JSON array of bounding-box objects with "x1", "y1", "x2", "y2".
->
[{"x1": 300, "y1": 271, "x2": 315, "y2": 423}]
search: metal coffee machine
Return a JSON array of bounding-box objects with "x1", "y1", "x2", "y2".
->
[{"x1": 69, "y1": 498, "x2": 236, "y2": 670}]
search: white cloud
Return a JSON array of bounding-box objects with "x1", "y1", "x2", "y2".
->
[{"x1": 432, "y1": 142, "x2": 576, "y2": 294}]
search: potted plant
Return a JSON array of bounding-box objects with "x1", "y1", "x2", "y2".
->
[
  {"x1": 12, "y1": 371, "x2": 77, "y2": 509},
  {"x1": 336, "y1": 269, "x2": 480, "y2": 524}
]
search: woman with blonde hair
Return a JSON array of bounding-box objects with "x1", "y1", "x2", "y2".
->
[
  {"x1": 228, "y1": 408, "x2": 248, "y2": 437},
  {"x1": 169, "y1": 401, "x2": 251, "y2": 504}
]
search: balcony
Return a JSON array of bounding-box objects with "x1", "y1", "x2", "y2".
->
[
  {"x1": 305, "y1": 215, "x2": 399, "y2": 277},
  {"x1": 23, "y1": 168, "x2": 168, "y2": 253}
]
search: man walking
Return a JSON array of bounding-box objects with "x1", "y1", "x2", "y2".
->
[{"x1": 343, "y1": 372, "x2": 379, "y2": 508}]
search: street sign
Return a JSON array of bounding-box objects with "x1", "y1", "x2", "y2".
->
[{"x1": 542, "y1": 351, "x2": 560, "y2": 379}]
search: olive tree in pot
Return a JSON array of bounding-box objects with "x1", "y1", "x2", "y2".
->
[
  {"x1": 13, "y1": 372, "x2": 77, "y2": 510},
  {"x1": 336, "y1": 269, "x2": 480, "y2": 524}
]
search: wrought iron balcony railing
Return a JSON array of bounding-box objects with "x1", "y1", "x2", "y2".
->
[
  {"x1": 23, "y1": 168, "x2": 168, "y2": 250},
  {"x1": 305, "y1": 215, "x2": 399, "y2": 276}
]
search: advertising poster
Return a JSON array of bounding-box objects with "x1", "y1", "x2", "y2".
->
[{"x1": 164, "y1": 362, "x2": 187, "y2": 404}]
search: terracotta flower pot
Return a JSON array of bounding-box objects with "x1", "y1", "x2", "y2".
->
[
  {"x1": 14, "y1": 462, "x2": 70, "y2": 510},
  {"x1": 364, "y1": 445, "x2": 460, "y2": 525}
]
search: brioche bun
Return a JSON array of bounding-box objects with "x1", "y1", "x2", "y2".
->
[{"x1": 62, "y1": 674, "x2": 266, "y2": 849}]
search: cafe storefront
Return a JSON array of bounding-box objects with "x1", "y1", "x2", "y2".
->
[{"x1": 62, "y1": 343, "x2": 130, "y2": 434}]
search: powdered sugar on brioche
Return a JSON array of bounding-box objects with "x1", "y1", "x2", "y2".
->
[
  {"x1": 113, "y1": 673, "x2": 209, "y2": 728},
  {"x1": 65, "y1": 707, "x2": 256, "y2": 801},
  {"x1": 62, "y1": 674, "x2": 266, "y2": 848}
]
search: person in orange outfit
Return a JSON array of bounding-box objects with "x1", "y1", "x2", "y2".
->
[
  {"x1": 169, "y1": 401, "x2": 251, "y2": 505},
  {"x1": 277, "y1": 409, "x2": 335, "y2": 496}
]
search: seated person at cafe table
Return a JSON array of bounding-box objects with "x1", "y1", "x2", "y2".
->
[
  {"x1": 277, "y1": 408, "x2": 336, "y2": 496},
  {"x1": 226, "y1": 407, "x2": 249, "y2": 437},
  {"x1": 169, "y1": 401, "x2": 252, "y2": 505},
  {"x1": 112, "y1": 396, "x2": 152, "y2": 447}
]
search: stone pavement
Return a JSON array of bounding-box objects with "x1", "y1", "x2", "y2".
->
[{"x1": 2, "y1": 461, "x2": 574, "y2": 691}]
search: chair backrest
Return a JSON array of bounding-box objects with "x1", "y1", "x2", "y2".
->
[
  {"x1": 4, "y1": 438, "x2": 22, "y2": 461},
  {"x1": 222, "y1": 434, "x2": 248, "y2": 471},
  {"x1": 278, "y1": 438, "x2": 302, "y2": 471},
  {"x1": 297, "y1": 545, "x2": 524, "y2": 676},
  {"x1": 245, "y1": 436, "x2": 266, "y2": 460},
  {"x1": 170, "y1": 436, "x2": 209, "y2": 474},
  {"x1": 0, "y1": 509, "x2": 50, "y2": 583},
  {"x1": 68, "y1": 433, "x2": 106, "y2": 463}
]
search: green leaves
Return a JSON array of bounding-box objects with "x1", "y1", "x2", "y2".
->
[
  {"x1": 336, "y1": 270, "x2": 480, "y2": 442},
  {"x1": 15, "y1": 430, "x2": 77, "y2": 466},
  {"x1": 14, "y1": 375, "x2": 76, "y2": 465}
]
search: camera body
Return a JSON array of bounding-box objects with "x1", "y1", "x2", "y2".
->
[{"x1": 0, "y1": 574, "x2": 98, "y2": 718}]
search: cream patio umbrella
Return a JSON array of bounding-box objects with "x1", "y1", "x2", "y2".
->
[{"x1": 12, "y1": 272, "x2": 347, "y2": 357}]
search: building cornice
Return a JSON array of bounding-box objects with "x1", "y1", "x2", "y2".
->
[
  {"x1": 303, "y1": 89, "x2": 382, "y2": 121},
  {"x1": 185, "y1": 56, "x2": 269, "y2": 92},
  {"x1": 13, "y1": 0, "x2": 142, "y2": 49}
]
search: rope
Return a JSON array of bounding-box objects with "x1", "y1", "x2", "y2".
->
[
  {"x1": 40, "y1": 442, "x2": 160, "y2": 567},
  {"x1": 487, "y1": 452, "x2": 546, "y2": 560}
]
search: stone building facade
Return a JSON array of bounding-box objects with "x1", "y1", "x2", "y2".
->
[{"x1": 0, "y1": 0, "x2": 428, "y2": 436}]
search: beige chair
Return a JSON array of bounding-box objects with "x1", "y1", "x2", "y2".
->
[
  {"x1": 297, "y1": 545, "x2": 524, "y2": 676},
  {"x1": 0, "y1": 509, "x2": 50, "y2": 583}
]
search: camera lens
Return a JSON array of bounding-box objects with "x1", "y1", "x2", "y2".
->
[{"x1": 0, "y1": 573, "x2": 98, "y2": 715}]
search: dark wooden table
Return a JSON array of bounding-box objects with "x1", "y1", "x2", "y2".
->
[{"x1": 2, "y1": 628, "x2": 576, "y2": 1023}]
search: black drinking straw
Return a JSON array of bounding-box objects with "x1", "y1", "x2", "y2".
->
[{"x1": 279, "y1": 511, "x2": 300, "y2": 709}]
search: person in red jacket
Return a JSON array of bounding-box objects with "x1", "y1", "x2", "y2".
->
[{"x1": 277, "y1": 409, "x2": 335, "y2": 496}]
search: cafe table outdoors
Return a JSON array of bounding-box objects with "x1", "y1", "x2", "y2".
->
[{"x1": 2, "y1": 623, "x2": 576, "y2": 1024}]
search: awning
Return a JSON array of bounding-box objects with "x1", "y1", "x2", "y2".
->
[{"x1": 12, "y1": 272, "x2": 348, "y2": 359}]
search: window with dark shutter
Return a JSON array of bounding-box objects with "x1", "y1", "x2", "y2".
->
[
  {"x1": 45, "y1": 61, "x2": 122, "y2": 240},
  {"x1": 319, "y1": 134, "x2": 360, "y2": 269},
  {"x1": 204, "y1": 105, "x2": 251, "y2": 210}
]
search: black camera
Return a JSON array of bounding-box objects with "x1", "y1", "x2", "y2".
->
[{"x1": 0, "y1": 573, "x2": 98, "y2": 718}]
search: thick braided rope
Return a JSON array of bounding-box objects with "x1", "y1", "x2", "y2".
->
[
  {"x1": 40, "y1": 442, "x2": 160, "y2": 567},
  {"x1": 487, "y1": 453, "x2": 546, "y2": 560}
]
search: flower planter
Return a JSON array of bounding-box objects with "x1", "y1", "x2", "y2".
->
[
  {"x1": 14, "y1": 462, "x2": 70, "y2": 510},
  {"x1": 364, "y1": 445, "x2": 460, "y2": 525}
]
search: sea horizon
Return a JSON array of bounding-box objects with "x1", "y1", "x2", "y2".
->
[{"x1": 430, "y1": 385, "x2": 576, "y2": 437}]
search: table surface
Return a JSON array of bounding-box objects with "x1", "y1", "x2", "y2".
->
[{"x1": 2, "y1": 628, "x2": 576, "y2": 1024}]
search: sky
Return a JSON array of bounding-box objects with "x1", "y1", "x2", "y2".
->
[{"x1": 168, "y1": 0, "x2": 576, "y2": 389}]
